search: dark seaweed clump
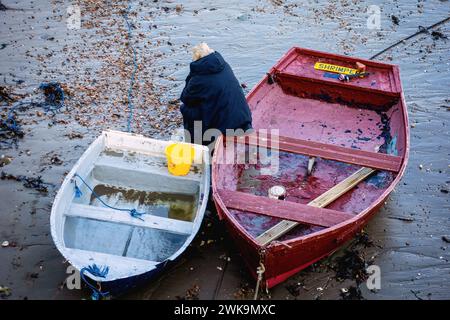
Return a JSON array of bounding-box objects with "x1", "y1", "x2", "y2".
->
[
  {"x1": 333, "y1": 249, "x2": 368, "y2": 284},
  {"x1": 431, "y1": 31, "x2": 447, "y2": 40},
  {"x1": 285, "y1": 282, "x2": 303, "y2": 298},
  {"x1": 333, "y1": 231, "x2": 374, "y2": 284},
  {"x1": 176, "y1": 284, "x2": 200, "y2": 300},
  {"x1": 340, "y1": 286, "x2": 364, "y2": 300},
  {"x1": 0, "y1": 1, "x2": 8, "y2": 11},
  {"x1": 1, "y1": 171, "x2": 49, "y2": 193}
]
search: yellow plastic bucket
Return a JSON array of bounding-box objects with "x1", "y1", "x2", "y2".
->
[{"x1": 165, "y1": 143, "x2": 195, "y2": 176}]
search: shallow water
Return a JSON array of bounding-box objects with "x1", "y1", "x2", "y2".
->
[
  {"x1": 0, "y1": 0, "x2": 449, "y2": 300},
  {"x1": 90, "y1": 184, "x2": 196, "y2": 222}
]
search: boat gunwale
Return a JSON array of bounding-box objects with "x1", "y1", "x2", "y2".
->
[{"x1": 269, "y1": 47, "x2": 402, "y2": 94}]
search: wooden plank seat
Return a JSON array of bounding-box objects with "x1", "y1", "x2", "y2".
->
[
  {"x1": 95, "y1": 152, "x2": 202, "y2": 182},
  {"x1": 226, "y1": 132, "x2": 402, "y2": 172},
  {"x1": 217, "y1": 189, "x2": 354, "y2": 228},
  {"x1": 66, "y1": 203, "x2": 194, "y2": 235},
  {"x1": 255, "y1": 167, "x2": 375, "y2": 246}
]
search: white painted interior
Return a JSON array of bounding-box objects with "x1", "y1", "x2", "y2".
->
[{"x1": 50, "y1": 130, "x2": 210, "y2": 282}]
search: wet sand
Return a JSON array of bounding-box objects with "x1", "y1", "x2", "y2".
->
[{"x1": 0, "y1": 0, "x2": 449, "y2": 300}]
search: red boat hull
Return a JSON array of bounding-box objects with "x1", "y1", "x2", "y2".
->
[{"x1": 212, "y1": 47, "x2": 409, "y2": 288}]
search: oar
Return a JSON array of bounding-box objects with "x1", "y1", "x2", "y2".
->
[{"x1": 255, "y1": 167, "x2": 376, "y2": 246}]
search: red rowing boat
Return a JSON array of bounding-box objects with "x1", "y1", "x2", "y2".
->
[{"x1": 212, "y1": 47, "x2": 409, "y2": 289}]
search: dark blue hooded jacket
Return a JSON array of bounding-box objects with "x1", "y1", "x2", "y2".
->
[{"x1": 180, "y1": 52, "x2": 252, "y2": 144}]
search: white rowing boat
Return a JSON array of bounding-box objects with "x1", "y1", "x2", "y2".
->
[{"x1": 50, "y1": 130, "x2": 210, "y2": 297}]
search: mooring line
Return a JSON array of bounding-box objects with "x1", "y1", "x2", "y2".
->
[
  {"x1": 122, "y1": 2, "x2": 138, "y2": 132},
  {"x1": 369, "y1": 16, "x2": 450, "y2": 60}
]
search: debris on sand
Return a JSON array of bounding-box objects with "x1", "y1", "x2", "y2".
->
[
  {"x1": 39, "y1": 82, "x2": 65, "y2": 111},
  {"x1": 391, "y1": 15, "x2": 400, "y2": 25},
  {"x1": 340, "y1": 286, "x2": 364, "y2": 300},
  {"x1": 175, "y1": 4, "x2": 183, "y2": 13},
  {"x1": 388, "y1": 215, "x2": 415, "y2": 222},
  {"x1": 333, "y1": 249, "x2": 368, "y2": 284},
  {"x1": 176, "y1": 284, "x2": 200, "y2": 300},
  {"x1": 1, "y1": 113, "x2": 26, "y2": 146},
  {"x1": 411, "y1": 289, "x2": 424, "y2": 300},
  {"x1": 0, "y1": 86, "x2": 21, "y2": 103},
  {"x1": 285, "y1": 282, "x2": 304, "y2": 298},
  {"x1": 1, "y1": 240, "x2": 9, "y2": 247},
  {"x1": 0, "y1": 1, "x2": 9, "y2": 11},
  {"x1": 42, "y1": 152, "x2": 63, "y2": 166},
  {"x1": 442, "y1": 236, "x2": 450, "y2": 244},
  {"x1": 50, "y1": 155, "x2": 63, "y2": 165},
  {"x1": 0, "y1": 286, "x2": 11, "y2": 298},
  {"x1": 65, "y1": 132, "x2": 84, "y2": 140},
  {"x1": 233, "y1": 282, "x2": 254, "y2": 299},
  {"x1": 354, "y1": 230, "x2": 373, "y2": 248},
  {"x1": 0, "y1": 155, "x2": 12, "y2": 167},
  {"x1": 431, "y1": 30, "x2": 447, "y2": 40},
  {"x1": 1, "y1": 171, "x2": 49, "y2": 193}
]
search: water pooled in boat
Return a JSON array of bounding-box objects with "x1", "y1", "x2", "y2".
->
[{"x1": 90, "y1": 184, "x2": 196, "y2": 222}]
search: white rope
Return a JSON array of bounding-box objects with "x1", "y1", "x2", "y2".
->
[{"x1": 253, "y1": 262, "x2": 265, "y2": 300}]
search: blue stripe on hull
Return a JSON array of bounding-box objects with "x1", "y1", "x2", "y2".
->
[{"x1": 86, "y1": 261, "x2": 169, "y2": 298}]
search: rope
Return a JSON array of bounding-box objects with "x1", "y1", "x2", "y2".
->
[
  {"x1": 38, "y1": 81, "x2": 65, "y2": 113},
  {"x1": 1, "y1": 82, "x2": 66, "y2": 148},
  {"x1": 369, "y1": 16, "x2": 450, "y2": 60},
  {"x1": 122, "y1": 2, "x2": 138, "y2": 133},
  {"x1": 73, "y1": 173, "x2": 146, "y2": 220},
  {"x1": 80, "y1": 264, "x2": 110, "y2": 300},
  {"x1": 253, "y1": 262, "x2": 266, "y2": 300}
]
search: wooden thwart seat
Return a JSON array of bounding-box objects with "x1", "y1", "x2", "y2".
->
[
  {"x1": 66, "y1": 203, "x2": 193, "y2": 235},
  {"x1": 217, "y1": 189, "x2": 354, "y2": 228},
  {"x1": 252, "y1": 167, "x2": 375, "y2": 246},
  {"x1": 227, "y1": 132, "x2": 402, "y2": 172}
]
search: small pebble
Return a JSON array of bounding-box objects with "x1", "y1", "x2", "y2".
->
[{"x1": 1, "y1": 240, "x2": 9, "y2": 247}]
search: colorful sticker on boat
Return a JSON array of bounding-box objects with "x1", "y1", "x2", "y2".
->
[{"x1": 314, "y1": 62, "x2": 357, "y2": 75}]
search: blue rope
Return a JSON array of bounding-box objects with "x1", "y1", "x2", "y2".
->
[
  {"x1": 1, "y1": 82, "x2": 66, "y2": 148},
  {"x1": 73, "y1": 173, "x2": 146, "y2": 220},
  {"x1": 38, "y1": 82, "x2": 65, "y2": 113},
  {"x1": 80, "y1": 264, "x2": 109, "y2": 300},
  {"x1": 122, "y1": 3, "x2": 138, "y2": 133},
  {"x1": 1, "y1": 101, "x2": 36, "y2": 138}
]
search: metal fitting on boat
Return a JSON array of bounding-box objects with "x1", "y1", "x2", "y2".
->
[{"x1": 268, "y1": 185, "x2": 286, "y2": 200}]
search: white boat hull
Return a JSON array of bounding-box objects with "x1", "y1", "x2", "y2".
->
[{"x1": 50, "y1": 130, "x2": 210, "y2": 296}]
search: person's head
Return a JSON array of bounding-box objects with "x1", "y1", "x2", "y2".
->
[{"x1": 192, "y1": 43, "x2": 214, "y2": 61}]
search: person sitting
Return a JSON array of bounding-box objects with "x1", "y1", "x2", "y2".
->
[{"x1": 180, "y1": 43, "x2": 252, "y2": 146}]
